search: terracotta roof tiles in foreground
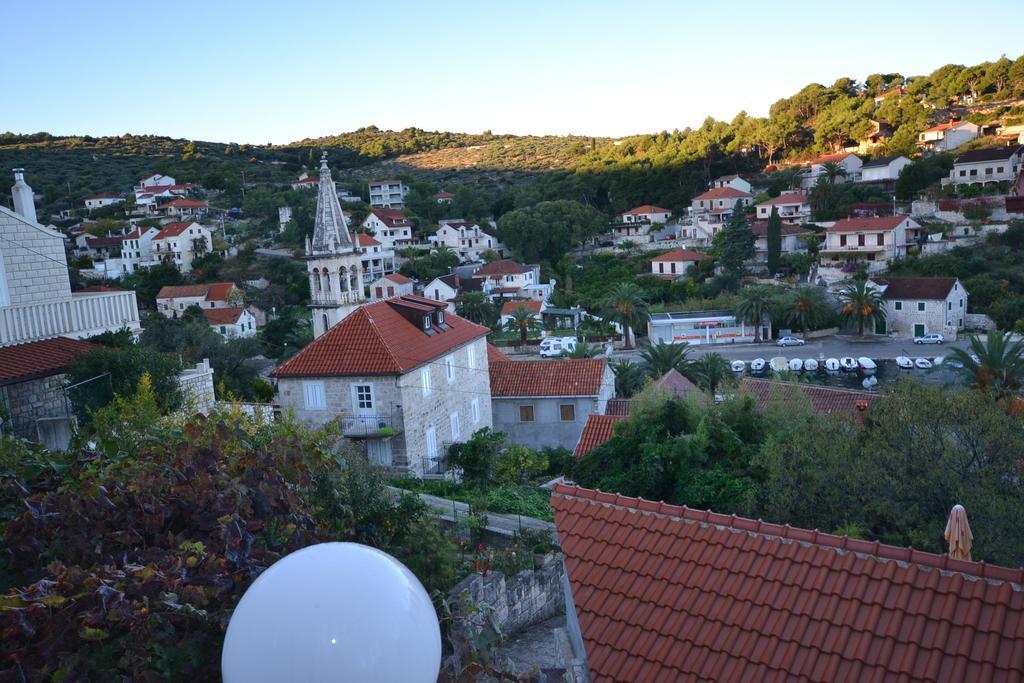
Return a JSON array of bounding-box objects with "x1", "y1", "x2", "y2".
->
[
  {"x1": 489, "y1": 358, "x2": 608, "y2": 397},
  {"x1": 740, "y1": 378, "x2": 878, "y2": 418},
  {"x1": 0, "y1": 337, "x2": 97, "y2": 386},
  {"x1": 553, "y1": 484, "x2": 1024, "y2": 682},
  {"x1": 272, "y1": 297, "x2": 489, "y2": 377}
]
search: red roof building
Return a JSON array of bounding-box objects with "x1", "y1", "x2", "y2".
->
[
  {"x1": 500, "y1": 300, "x2": 542, "y2": 316},
  {"x1": 489, "y1": 358, "x2": 609, "y2": 398},
  {"x1": 0, "y1": 337, "x2": 97, "y2": 386},
  {"x1": 202, "y1": 306, "x2": 247, "y2": 326},
  {"x1": 869, "y1": 276, "x2": 960, "y2": 301},
  {"x1": 740, "y1": 378, "x2": 877, "y2": 418},
  {"x1": 554, "y1": 484, "x2": 1024, "y2": 682},
  {"x1": 757, "y1": 192, "x2": 810, "y2": 207},
  {"x1": 623, "y1": 204, "x2": 671, "y2": 216},
  {"x1": 651, "y1": 248, "x2": 708, "y2": 262},
  {"x1": 157, "y1": 282, "x2": 237, "y2": 303},
  {"x1": 573, "y1": 414, "x2": 627, "y2": 459},
  {"x1": 367, "y1": 208, "x2": 412, "y2": 228},
  {"x1": 273, "y1": 296, "x2": 489, "y2": 377},
  {"x1": 153, "y1": 221, "x2": 200, "y2": 239},
  {"x1": 827, "y1": 216, "x2": 908, "y2": 233},
  {"x1": 474, "y1": 259, "x2": 532, "y2": 278},
  {"x1": 692, "y1": 187, "x2": 752, "y2": 201},
  {"x1": 383, "y1": 273, "x2": 411, "y2": 284}
]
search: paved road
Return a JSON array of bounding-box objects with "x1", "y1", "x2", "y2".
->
[{"x1": 610, "y1": 335, "x2": 972, "y2": 363}]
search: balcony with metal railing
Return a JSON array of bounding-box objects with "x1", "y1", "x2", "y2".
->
[
  {"x1": 340, "y1": 413, "x2": 404, "y2": 438},
  {"x1": 0, "y1": 290, "x2": 141, "y2": 346},
  {"x1": 309, "y1": 290, "x2": 364, "y2": 307}
]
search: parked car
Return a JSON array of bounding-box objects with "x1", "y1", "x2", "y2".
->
[
  {"x1": 776, "y1": 336, "x2": 806, "y2": 347},
  {"x1": 539, "y1": 336, "x2": 577, "y2": 358},
  {"x1": 913, "y1": 333, "x2": 945, "y2": 345}
]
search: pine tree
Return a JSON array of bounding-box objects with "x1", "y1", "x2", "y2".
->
[{"x1": 766, "y1": 206, "x2": 782, "y2": 276}]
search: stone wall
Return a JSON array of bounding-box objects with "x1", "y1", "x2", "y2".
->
[
  {"x1": 178, "y1": 359, "x2": 216, "y2": 414},
  {"x1": 448, "y1": 554, "x2": 566, "y2": 640},
  {"x1": 0, "y1": 208, "x2": 72, "y2": 305},
  {"x1": 965, "y1": 313, "x2": 997, "y2": 331}
]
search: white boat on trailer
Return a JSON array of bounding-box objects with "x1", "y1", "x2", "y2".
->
[
  {"x1": 824, "y1": 358, "x2": 841, "y2": 373},
  {"x1": 750, "y1": 358, "x2": 766, "y2": 373},
  {"x1": 896, "y1": 356, "x2": 913, "y2": 370},
  {"x1": 915, "y1": 358, "x2": 933, "y2": 369},
  {"x1": 858, "y1": 357, "x2": 877, "y2": 375},
  {"x1": 788, "y1": 358, "x2": 804, "y2": 372},
  {"x1": 769, "y1": 356, "x2": 788, "y2": 373},
  {"x1": 839, "y1": 357, "x2": 858, "y2": 372},
  {"x1": 731, "y1": 360, "x2": 746, "y2": 374},
  {"x1": 803, "y1": 358, "x2": 819, "y2": 372}
]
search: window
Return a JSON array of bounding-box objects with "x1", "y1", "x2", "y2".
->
[
  {"x1": 471, "y1": 398, "x2": 480, "y2": 424},
  {"x1": 948, "y1": 301, "x2": 952, "y2": 311},
  {"x1": 421, "y1": 367, "x2": 432, "y2": 396},
  {"x1": 658, "y1": 263, "x2": 664, "y2": 273},
  {"x1": 895, "y1": 301, "x2": 902, "y2": 311},
  {"x1": 438, "y1": 311, "x2": 446, "y2": 326},
  {"x1": 450, "y1": 413, "x2": 460, "y2": 440},
  {"x1": 559, "y1": 404, "x2": 576, "y2": 422},
  {"x1": 302, "y1": 381, "x2": 326, "y2": 411},
  {"x1": 519, "y1": 405, "x2": 534, "y2": 422},
  {"x1": 840, "y1": 235, "x2": 847, "y2": 246},
  {"x1": 445, "y1": 355, "x2": 455, "y2": 383},
  {"x1": 857, "y1": 234, "x2": 865, "y2": 247},
  {"x1": 917, "y1": 302, "x2": 926, "y2": 312},
  {"x1": 425, "y1": 425, "x2": 437, "y2": 460},
  {"x1": 960, "y1": 298, "x2": 964, "y2": 308},
  {"x1": 219, "y1": 326, "x2": 226, "y2": 334},
  {"x1": 422, "y1": 315, "x2": 431, "y2": 332},
  {"x1": 876, "y1": 233, "x2": 885, "y2": 246},
  {"x1": 959, "y1": 170, "x2": 967, "y2": 177},
  {"x1": 352, "y1": 384, "x2": 374, "y2": 411},
  {"x1": 466, "y1": 344, "x2": 475, "y2": 370}
]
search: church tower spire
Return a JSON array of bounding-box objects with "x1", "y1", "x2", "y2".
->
[{"x1": 306, "y1": 152, "x2": 366, "y2": 338}]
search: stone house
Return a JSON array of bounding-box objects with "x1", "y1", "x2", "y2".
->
[
  {"x1": 489, "y1": 358, "x2": 615, "y2": 451},
  {"x1": 868, "y1": 276, "x2": 968, "y2": 338},
  {"x1": 203, "y1": 307, "x2": 257, "y2": 339},
  {"x1": 272, "y1": 296, "x2": 493, "y2": 476},
  {"x1": 157, "y1": 282, "x2": 242, "y2": 318},
  {"x1": 369, "y1": 273, "x2": 414, "y2": 300}
]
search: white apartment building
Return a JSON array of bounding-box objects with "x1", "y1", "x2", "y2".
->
[
  {"x1": 368, "y1": 180, "x2": 409, "y2": 209},
  {"x1": 151, "y1": 221, "x2": 213, "y2": 274},
  {"x1": 800, "y1": 152, "x2": 863, "y2": 188},
  {"x1": 354, "y1": 232, "x2": 397, "y2": 282},
  {"x1": 860, "y1": 156, "x2": 912, "y2": 183},
  {"x1": 820, "y1": 216, "x2": 917, "y2": 273},
  {"x1": 361, "y1": 209, "x2": 414, "y2": 250},
  {"x1": 432, "y1": 219, "x2": 506, "y2": 261},
  {"x1": 754, "y1": 192, "x2": 812, "y2": 222},
  {"x1": 917, "y1": 120, "x2": 980, "y2": 152},
  {"x1": 710, "y1": 175, "x2": 752, "y2": 194},
  {"x1": 946, "y1": 145, "x2": 1024, "y2": 187}
]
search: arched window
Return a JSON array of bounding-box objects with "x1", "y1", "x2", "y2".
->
[
  {"x1": 312, "y1": 268, "x2": 321, "y2": 293},
  {"x1": 322, "y1": 314, "x2": 329, "y2": 333},
  {"x1": 349, "y1": 270, "x2": 358, "y2": 292},
  {"x1": 339, "y1": 266, "x2": 349, "y2": 291},
  {"x1": 322, "y1": 270, "x2": 331, "y2": 295}
]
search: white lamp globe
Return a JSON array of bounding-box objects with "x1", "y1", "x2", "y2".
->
[{"x1": 222, "y1": 542, "x2": 441, "y2": 683}]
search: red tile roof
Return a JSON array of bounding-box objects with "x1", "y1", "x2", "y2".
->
[
  {"x1": 809, "y1": 151, "x2": 856, "y2": 165},
  {"x1": 355, "y1": 233, "x2": 381, "y2": 247},
  {"x1": 0, "y1": 337, "x2": 98, "y2": 386},
  {"x1": 623, "y1": 204, "x2": 671, "y2": 215},
  {"x1": 501, "y1": 300, "x2": 542, "y2": 315},
  {"x1": 553, "y1": 484, "x2": 1024, "y2": 683},
  {"x1": 432, "y1": 191, "x2": 455, "y2": 199},
  {"x1": 156, "y1": 282, "x2": 237, "y2": 302},
  {"x1": 573, "y1": 414, "x2": 627, "y2": 459},
  {"x1": 922, "y1": 120, "x2": 975, "y2": 134},
  {"x1": 604, "y1": 398, "x2": 632, "y2": 416},
  {"x1": 77, "y1": 285, "x2": 123, "y2": 293},
  {"x1": 203, "y1": 306, "x2": 247, "y2": 325},
  {"x1": 651, "y1": 248, "x2": 708, "y2": 263},
  {"x1": 272, "y1": 297, "x2": 489, "y2": 377},
  {"x1": 84, "y1": 236, "x2": 124, "y2": 248},
  {"x1": 487, "y1": 343, "x2": 510, "y2": 364},
  {"x1": 153, "y1": 221, "x2": 199, "y2": 239},
  {"x1": 871, "y1": 276, "x2": 959, "y2": 301},
  {"x1": 489, "y1": 358, "x2": 608, "y2": 397},
  {"x1": 474, "y1": 259, "x2": 531, "y2": 277},
  {"x1": 367, "y1": 208, "x2": 412, "y2": 227},
  {"x1": 652, "y1": 368, "x2": 699, "y2": 398},
  {"x1": 740, "y1": 378, "x2": 878, "y2": 417},
  {"x1": 293, "y1": 176, "x2": 319, "y2": 185},
  {"x1": 384, "y1": 273, "x2": 411, "y2": 284},
  {"x1": 828, "y1": 216, "x2": 908, "y2": 232},
  {"x1": 163, "y1": 198, "x2": 207, "y2": 209},
  {"x1": 692, "y1": 187, "x2": 751, "y2": 201},
  {"x1": 757, "y1": 192, "x2": 809, "y2": 206}
]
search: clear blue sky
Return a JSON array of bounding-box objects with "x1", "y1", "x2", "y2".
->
[{"x1": 7, "y1": 0, "x2": 1021, "y2": 144}]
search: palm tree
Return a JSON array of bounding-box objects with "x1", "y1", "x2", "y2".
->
[
  {"x1": 639, "y1": 340, "x2": 692, "y2": 377},
  {"x1": 603, "y1": 283, "x2": 649, "y2": 349},
  {"x1": 786, "y1": 287, "x2": 827, "y2": 337},
  {"x1": 503, "y1": 305, "x2": 540, "y2": 345},
  {"x1": 735, "y1": 285, "x2": 775, "y2": 342},
  {"x1": 948, "y1": 332, "x2": 1024, "y2": 399},
  {"x1": 565, "y1": 342, "x2": 600, "y2": 358},
  {"x1": 457, "y1": 291, "x2": 488, "y2": 324},
  {"x1": 610, "y1": 359, "x2": 647, "y2": 398},
  {"x1": 820, "y1": 160, "x2": 848, "y2": 185},
  {"x1": 690, "y1": 353, "x2": 733, "y2": 394},
  {"x1": 838, "y1": 279, "x2": 886, "y2": 336}
]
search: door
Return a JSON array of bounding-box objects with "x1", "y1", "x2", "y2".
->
[
  {"x1": 367, "y1": 439, "x2": 392, "y2": 467},
  {"x1": 874, "y1": 319, "x2": 886, "y2": 335},
  {"x1": 914, "y1": 324, "x2": 925, "y2": 337}
]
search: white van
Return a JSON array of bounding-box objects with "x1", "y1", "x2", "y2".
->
[{"x1": 539, "y1": 336, "x2": 577, "y2": 358}]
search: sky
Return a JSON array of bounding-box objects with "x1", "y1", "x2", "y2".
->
[{"x1": 6, "y1": 0, "x2": 1022, "y2": 144}]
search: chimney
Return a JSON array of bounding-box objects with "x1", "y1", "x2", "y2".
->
[{"x1": 11, "y1": 169, "x2": 37, "y2": 223}]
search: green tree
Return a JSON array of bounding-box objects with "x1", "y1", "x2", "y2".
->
[
  {"x1": 838, "y1": 279, "x2": 886, "y2": 336},
  {"x1": 716, "y1": 210, "x2": 755, "y2": 275},
  {"x1": 766, "y1": 207, "x2": 782, "y2": 276},
  {"x1": 503, "y1": 304, "x2": 540, "y2": 344},
  {"x1": 496, "y1": 200, "x2": 608, "y2": 263},
  {"x1": 447, "y1": 427, "x2": 506, "y2": 488},
  {"x1": 735, "y1": 285, "x2": 776, "y2": 342},
  {"x1": 602, "y1": 283, "x2": 649, "y2": 349},
  {"x1": 610, "y1": 359, "x2": 647, "y2": 398},
  {"x1": 690, "y1": 353, "x2": 733, "y2": 394},
  {"x1": 785, "y1": 286, "x2": 829, "y2": 336},
  {"x1": 639, "y1": 340, "x2": 692, "y2": 377},
  {"x1": 948, "y1": 331, "x2": 1024, "y2": 399}
]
